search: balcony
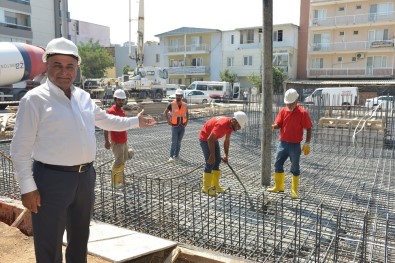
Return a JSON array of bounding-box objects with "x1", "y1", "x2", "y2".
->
[
  {"x1": 310, "y1": 40, "x2": 394, "y2": 52},
  {"x1": 166, "y1": 66, "x2": 209, "y2": 76},
  {"x1": 166, "y1": 44, "x2": 210, "y2": 54},
  {"x1": 311, "y1": 0, "x2": 366, "y2": 4},
  {"x1": 308, "y1": 67, "x2": 394, "y2": 78},
  {"x1": 311, "y1": 11, "x2": 395, "y2": 28}
]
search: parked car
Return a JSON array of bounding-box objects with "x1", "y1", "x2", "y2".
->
[
  {"x1": 83, "y1": 79, "x2": 101, "y2": 89},
  {"x1": 365, "y1": 95, "x2": 394, "y2": 109},
  {"x1": 168, "y1": 90, "x2": 210, "y2": 104}
]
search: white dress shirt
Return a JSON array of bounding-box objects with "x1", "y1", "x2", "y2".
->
[{"x1": 10, "y1": 80, "x2": 139, "y2": 194}]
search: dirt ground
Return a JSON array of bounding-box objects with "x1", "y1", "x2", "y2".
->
[{"x1": 0, "y1": 222, "x2": 109, "y2": 263}]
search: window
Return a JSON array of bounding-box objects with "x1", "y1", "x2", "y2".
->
[
  {"x1": 337, "y1": 57, "x2": 342, "y2": 62},
  {"x1": 191, "y1": 58, "x2": 203, "y2": 66},
  {"x1": 231, "y1": 35, "x2": 234, "y2": 44},
  {"x1": 247, "y1": 30, "x2": 254, "y2": 43},
  {"x1": 313, "y1": 9, "x2": 327, "y2": 20},
  {"x1": 155, "y1": 54, "x2": 160, "y2": 63},
  {"x1": 311, "y1": 58, "x2": 323, "y2": 68},
  {"x1": 227, "y1": 57, "x2": 234, "y2": 67},
  {"x1": 273, "y1": 30, "x2": 283, "y2": 42},
  {"x1": 353, "y1": 31, "x2": 359, "y2": 35},
  {"x1": 356, "y1": 5, "x2": 362, "y2": 9},
  {"x1": 339, "y1": 7, "x2": 345, "y2": 11},
  {"x1": 339, "y1": 31, "x2": 344, "y2": 36},
  {"x1": 243, "y1": 56, "x2": 252, "y2": 66},
  {"x1": 196, "y1": 84, "x2": 207, "y2": 91}
]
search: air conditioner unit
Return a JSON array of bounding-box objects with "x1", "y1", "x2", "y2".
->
[{"x1": 356, "y1": 52, "x2": 365, "y2": 59}]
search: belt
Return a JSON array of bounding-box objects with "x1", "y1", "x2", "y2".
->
[{"x1": 35, "y1": 161, "x2": 93, "y2": 173}]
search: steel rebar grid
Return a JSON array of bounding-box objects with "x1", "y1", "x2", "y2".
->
[{"x1": 0, "y1": 101, "x2": 394, "y2": 262}]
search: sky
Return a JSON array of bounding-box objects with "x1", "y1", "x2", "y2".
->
[{"x1": 68, "y1": 0, "x2": 301, "y2": 45}]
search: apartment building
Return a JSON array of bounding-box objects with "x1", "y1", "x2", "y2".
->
[
  {"x1": 291, "y1": 0, "x2": 395, "y2": 99},
  {"x1": 155, "y1": 27, "x2": 222, "y2": 86},
  {"x1": 222, "y1": 24, "x2": 299, "y2": 89},
  {"x1": 0, "y1": 0, "x2": 64, "y2": 46},
  {"x1": 155, "y1": 25, "x2": 299, "y2": 88}
]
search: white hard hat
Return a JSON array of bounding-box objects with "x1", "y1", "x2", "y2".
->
[
  {"x1": 284, "y1": 89, "x2": 299, "y2": 104},
  {"x1": 42, "y1": 37, "x2": 81, "y2": 65},
  {"x1": 114, "y1": 89, "x2": 127, "y2": 99},
  {"x1": 175, "y1": 89, "x2": 184, "y2": 95},
  {"x1": 233, "y1": 111, "x2": 248, "y2": 129}
]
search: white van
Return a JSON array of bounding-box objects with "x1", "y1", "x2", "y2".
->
[
  {"x1": 304, "y1": 87, "x2": 359, "y2": 106},
  {"x1": 186, "y1": 81, "x2": 233, "y2": 99}
]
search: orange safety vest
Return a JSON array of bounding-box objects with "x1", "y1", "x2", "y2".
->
[{"x1": 170, "y1": 101, "x2": 187, "y2": 126}]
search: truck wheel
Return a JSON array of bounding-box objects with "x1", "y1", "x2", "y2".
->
[
  {"x1": 202, "y1": 99, "x2": 208, "y2": 103},
  {"x1": 17, "y1": 91, "x2": 27, "y2": 100},
  {"x1": 153, "y1": 92, "x2": 163, "y2": 102}
]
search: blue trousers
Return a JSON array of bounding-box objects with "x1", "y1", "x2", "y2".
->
[
  {"x1": 200, "y1": 139, "x2": 221, "y2": 173},
  {"x1": 170, "y1": 126, "x2": 185, "y2": 158},
  {"x1": 32, "y1": 162, "x2": 96, "y2": 263},
  {"x1": 274, "y1": 141, "x2": 301, "y2": 176}
]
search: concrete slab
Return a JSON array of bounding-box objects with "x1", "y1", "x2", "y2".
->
[{"x1": 63, "y1": 221, "x2": 177, "y2": 263}]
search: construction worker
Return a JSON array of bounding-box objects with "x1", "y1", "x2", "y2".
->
[
  {"x1": 104, "y1": 89, "x2": 134, "y2": 187},
  {"x1": 164, "y1": 88, "x2": 188, "y2": 162},
  {"x1": 114, "y1": 80, "x2": 122, "y2": 90},
  {"x1": 268, "y1": 88, "x2": 312, "y2": 199},
  {"x1": 103, "y1": 80, "x2": 113, "y2": 106},
  {"x1": 199, "y1": 111, "x2": 248, "y2": 196}
]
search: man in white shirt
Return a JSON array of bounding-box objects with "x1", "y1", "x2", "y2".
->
[{"x1": 10, "y1": 37, "x2": 156, "y2": 263}]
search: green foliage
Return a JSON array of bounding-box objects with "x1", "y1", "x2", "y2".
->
[
  {"x1": 273, "y1": 67, "x2": 286, "y2": 94},
  {"x1": 78, "y1": 39, "x2": 113, "y2": 78},
  {"x1": 123, "y1": 65, "x2": 133, "y2": 75},
  {"x1": 220, "y1": 69, "x2": 238, "y2": 84},
  {"x1": 247, "y1": 73, "x2": 262, "y2": 93},
  {"x1": 247, "y1": 67, "x2": 286, "y2": 93}
]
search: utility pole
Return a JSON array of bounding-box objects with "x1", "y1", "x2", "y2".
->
[{"x1": 261, "y1": 0, "x2": 273, "y2": 187}]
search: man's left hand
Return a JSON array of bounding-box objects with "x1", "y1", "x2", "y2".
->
[
  {"x1": 302, "y1": 143, "x2": 311, "y2": 155},
  {"x1": 138, "y1": 109, "x2": 157, "y2": 127}
]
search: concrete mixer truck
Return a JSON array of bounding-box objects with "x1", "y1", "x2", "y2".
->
[{"x1": 0, "y1": 42, "x2": 47, "y2": 109}]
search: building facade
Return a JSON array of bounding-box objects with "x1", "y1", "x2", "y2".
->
[
  {"x1": 291, "y1": 0, "x2": 395, "y2": 100},
  {"x1": 222, "y1": 24, "x2": 299, "y2": 89},
  {"x1": 155, "y1": 27, "x2": 223, "y2": 86},
  {"x1": 0, "y1": 0, "x2": 59, "y2": 46}
]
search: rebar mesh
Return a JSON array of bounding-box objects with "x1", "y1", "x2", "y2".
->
[{"x1": 0, "y1": 99, "x2": 394, "y2": 262}]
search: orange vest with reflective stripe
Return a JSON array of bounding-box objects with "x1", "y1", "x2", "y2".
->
[{"x1": 170, "y1": 101, "x2": 187, "y2": 126}]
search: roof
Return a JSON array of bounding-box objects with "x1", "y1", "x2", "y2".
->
[
  {"x1": 155, "y1": 27, "x2": 221, "y2": 37},
  {"x1": 285, "y1": 79, "x2": 395, "y2": 86}
]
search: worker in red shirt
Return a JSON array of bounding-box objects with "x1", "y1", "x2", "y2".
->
[
  {"x1": 269, "y1": 88, "x2": 312, "y2": 199},
  {"x1": 199, "y1": 111, "x2": 248, "y2": 197},
  {"x1": 104, "y1": 89, "x2": 134, "y2": 187}
]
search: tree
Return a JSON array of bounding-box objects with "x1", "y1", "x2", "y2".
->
[
  {"x1": 78, "y1": 39, "x2": 113, "y2": 78},
  {"x1": 220, "y1": 69, "x2": 238, "y2": 85},
  {"x1": 123, "y1": 65, "x2": 133, "y2": 75},
  {"x1": 272, "y1": 67, "x2": 286, "y2": 94},
  {"x1": 247, "y1": 67, "x2": 286, "y2": 94}
]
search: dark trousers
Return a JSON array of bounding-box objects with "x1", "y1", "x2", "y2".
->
[
  {"x1": 32, "y1": 162, "x2": 96, "y2": 263},
  {"x1": 199, "y1": 139, "x2": 221, "y2": 173}
]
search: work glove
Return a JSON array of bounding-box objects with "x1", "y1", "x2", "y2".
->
[{"x1": 302, "y1": 143, "x2": 311, "y2": 155}]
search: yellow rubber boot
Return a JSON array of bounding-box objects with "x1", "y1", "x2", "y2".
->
[
  {"x1": 267, "y1": 172, "x2": 285, "y2": 193},
  {"x1": 212, "y1": 170, "x2": 225, "y2": 193},
  {"x1": 291, "y1": 175, "x2": 300, "y2": 199},
  {"x1": 201, "y1": 172, "x2": 217, "y2": 197},
  {"x1": 111, "y1": 165, "x2": 125, "y2": 187}
]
